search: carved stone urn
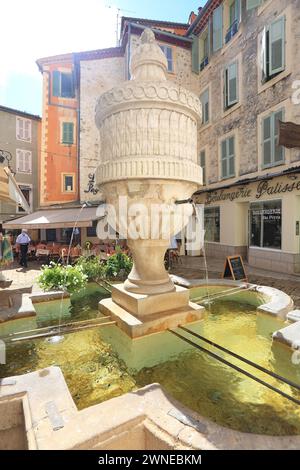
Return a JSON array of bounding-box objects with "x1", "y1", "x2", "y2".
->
[{"x1": 95, "y1": 29, "x2": 204, "y2": 336}]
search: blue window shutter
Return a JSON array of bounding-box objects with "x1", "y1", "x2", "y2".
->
[
  {"x1": 52, "y1": 71, "x2": 60, "y2": 97},
  {"x1": 213, "y1": 5, "x2": 223, "y2": 52},
  {"x1": 246, "y1": 0, "x2": 262, "y2": 9}
]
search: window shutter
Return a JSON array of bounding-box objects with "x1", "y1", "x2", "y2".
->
[
  {"x1": 262, "y1": 116, "x2": 272, "y2": 166},
  {"x1": 16, "y1": 118, "x2": 24, "y2": 140},
  {"x1": 274, "y1": 109, "x2": 284, "y2": 163},
  {"x1": 221, "y1": 140, "x2": 227, "y2": 178},
  {"x1": 228, "y1": 137, "x2": 235, "y2": 176},
  {"x1": 200, "y1": 150, "x2": 206, "y2": 184},
  {"x1": 24, "y1": 151, "x2": 32, "y2": 173},
  {"x1": 269, "y1": 16, "x2": 285, "y2": 75},
  {"x1": 192, "y1": 36, "x2": 199, "y2": 73},
  {"x1": 24, "y1": 120, "x2": 31, "y2": 141},
  {"x1": 223, "y1": 69, "x2": 228, "y2": 110},
  {"x1": 200, "y1": 89, "x2": 209, "y2": 124},
  {"x1": 213, "y1": 5, "x2": 223, "y2": 52},
  {"x1": 16, "y1": 149, "x2": 23, "y2": 172},
  {"x1": 246, "y1": 0, "x2": 262, "y2": 9},
  {"x1": 236, "y1": 0, "x2": 241, "y2": 24},
  {"x1": 52, "y1": 71, "x2": 60, "y2": 97},
  {"x1": 228, "y1": 62, "x2": 238, "y2": 106},
  {"x1": 62, "y1": 122, "x2": 74, "y2": 144},
  {"x1": 261, "y1": 28, "x2": 267, "y2": 83}
]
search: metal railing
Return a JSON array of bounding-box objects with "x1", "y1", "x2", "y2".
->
[{"x1": 169, "y1": 327, "x2": 300, "y2": 407}]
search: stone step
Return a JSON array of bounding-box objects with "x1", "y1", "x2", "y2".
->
[
  {"x1": 287, "y1": 310, "x2": 300, "y2": 323},
  {"x1": 273, "y1": 321, "x2": 300, "y2": 349}
]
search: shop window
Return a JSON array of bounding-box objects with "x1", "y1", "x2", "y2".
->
[
  {"x1": 200, "y1": 88, "x2": 210, "y2": 125},
  {"x1": 261, "y1": 16, "x2": 286, "y2": 84},
  {"x1": 224, "y1": 61, "x2": 238, "y2": 110},
  {"x1": 249, "y1": 200, "x2": 282, "y2": 250},
  {"x1": 204, "y1": 206, "x2": 220, "y2": 242},
  {"x1": 62, "y1": 122, "x2": 74, "y2": 145},
  {"x1": 46, "y1": 229, "x2": 56, "y2": 242},
  {"x1": 86, "y1": 220, "x2": 97, "y2": 238},
  {"x1": 262, "y1": 109, "x2": 284, "y2": 168},
  {"x1": 199, "y1": 150, "x2": 206, "y2": 185},
  {"x1": 221, "y1": 135, "x2": 235, "y2": 179},
  {"x1": 159, "y1": 45, "x2": 173, "y2": 72},
  {"x1": 52, "y1": 71, "x2": 75, "y2": 98}
]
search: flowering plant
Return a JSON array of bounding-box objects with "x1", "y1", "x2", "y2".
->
[{"x1": 38, "y1": 262, "x2": 88, "y2": 294}]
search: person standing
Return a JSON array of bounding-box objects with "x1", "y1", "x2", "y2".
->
[{"x1": 16, "y1": 229, "x2": 31, "y2": 268}]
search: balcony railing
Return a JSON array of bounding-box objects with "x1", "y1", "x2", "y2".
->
[
  {"x1": 225, "y1": 20, "x2": 239, "y2": 44},
  {"x1": 200, "y1": 56, "x2": 209, "y2": 71}
]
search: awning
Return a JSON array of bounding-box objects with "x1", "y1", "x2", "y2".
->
[
  {"x1": 3, "y1": 206, "x2": 99, "y2": 230},
  {"x1": 0, "y1": 166, "x2": 31, "y2": 212}
]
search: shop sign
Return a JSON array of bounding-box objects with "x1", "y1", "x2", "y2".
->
[{"x1": 204, "y1": 179, "x2": 300, "y2": 204}]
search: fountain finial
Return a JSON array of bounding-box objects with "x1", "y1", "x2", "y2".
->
[{"x1": 130, "y1": 28, "x2": 168, "y2": 81}]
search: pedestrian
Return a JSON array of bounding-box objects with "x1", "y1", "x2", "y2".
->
[{"x1": 16, "y1": 229, "x2": 31, "y2": 268}]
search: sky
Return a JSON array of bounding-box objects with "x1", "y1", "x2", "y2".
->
[{"x1": 0, "y1": 0, "x2": 205, "y2": 117}]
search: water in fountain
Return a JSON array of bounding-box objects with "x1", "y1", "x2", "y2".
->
[{"x1": 46, "y1": 203, "x2": 89, "y2": 344}]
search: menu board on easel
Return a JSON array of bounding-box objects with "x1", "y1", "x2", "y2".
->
[{"x1": 223, "y1": 255, "x2": 248, "y2": 282}]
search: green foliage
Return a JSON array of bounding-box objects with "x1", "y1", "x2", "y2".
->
[
  {"x1": 104, "y1": 248, "x2": 133, "y2": 280},
  {"x1": 38, "y1": 262, "x2": 88, "y2": 294},
  {"x1": 76, "y1": 256, "x2": 105, "y2": 282}
]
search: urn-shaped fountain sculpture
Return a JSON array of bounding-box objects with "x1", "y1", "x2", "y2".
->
[{"x1": 96, "y1": 29, "x2": 204, "y2": 337}]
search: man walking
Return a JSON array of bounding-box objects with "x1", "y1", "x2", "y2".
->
[{"x1": 16, "y1": 229, "x2": 31, "y2": 268}]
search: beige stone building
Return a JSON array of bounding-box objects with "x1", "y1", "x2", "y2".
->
[
  {"x1": 0, "y1": 105, "x2": 41, "y2": 231},
  {"x1": 190, "y1": 0, "x2": 300, "y2": 274}
]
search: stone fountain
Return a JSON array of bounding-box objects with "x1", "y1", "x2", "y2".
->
[{"x1": 95, "y1": 29, "x2": 204, "y2": 337}]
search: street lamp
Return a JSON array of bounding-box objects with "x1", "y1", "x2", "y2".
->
[{"x1": 0, "y1": 149, "x2": 15, "y2": 176}]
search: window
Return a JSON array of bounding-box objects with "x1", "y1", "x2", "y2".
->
[
  {"x1": 225, "y1": 0, "x2": 240, "y2": 44},
  {"x1": 204, "y1": 207, "x2": 220, "y2": 242},
  {"x1": 16, "y1": 149, "x2": 32, "y2": 174},
  {"x1": 199, "y1": 28, "x2": 210, "y2": 70},
  {"x1": 16, "y1": 117, "x2": 31, "y2": 142},
  {"x1": 213, "y1": 5, "x2": 223, "y2": 52},
  {"x1": 250, "y1": 200, "x2": 282, "y2": 250},
  {"x1": 87, "y1": 220, "x2": 98, "y2": 238},
  {"x1": 63, "y1": 175, "x2": 74, "y2": 192},
  {"x1": 17, "y1": 186, "x2": 32, "y2": 213},
  {"x1": 159, "y1": 45, "x2": 173, "y2": 72},
  {"x1": 46, "y1": 229, "x2": 56, "y2": 242},
  {"x1": 261, "y1": 16, "x2": 285, "y2": 83},
  {"x1": 224, "y1": 61, "x2": 238, "y2": 109},
  {"x1": 262, "y1": 109, "x2": 284, "y2": 168},
  {"x1": 52, "y1": 71, "x2": 75, "y2": 98},
  {"x1": 199, "y1": 150, "x2": 206, "y2": 185},
  {"x1": 221, "y1": 136, "x2": 235, "y2": 179},
  {"x1": 62, "y1": 122, "x2": 74, "y2": 145},
  {"x1": 246, "y1": 0, "x2": 267, "y2": 9},
  {"x1": 200, "y1": 89, "x2": 209, "y2": 125}
]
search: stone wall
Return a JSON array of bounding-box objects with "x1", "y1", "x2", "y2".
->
[{"x1": 197, "y1": 0, "x2": 300, "y2": 186}]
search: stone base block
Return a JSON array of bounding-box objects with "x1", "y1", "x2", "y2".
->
[
  {"x1": 111, "y1": 283, "x2": 190, "y2": 318},
  {"x1": 99, "y1": 297, "x2": 204, "y2": 338}
]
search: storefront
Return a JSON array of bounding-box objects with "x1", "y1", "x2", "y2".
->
[{"x1": 194, "y1": 172, "x2": 300, "y2": 275}]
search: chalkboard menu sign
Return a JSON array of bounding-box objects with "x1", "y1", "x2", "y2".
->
[{"x1": 223, "y1": 255, "x2": 247, "y2": 282}]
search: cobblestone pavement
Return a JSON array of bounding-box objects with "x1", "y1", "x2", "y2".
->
[
  {"x1": 1, "y1": 257, "x2": 300, "y2": 306},
  {"x1": 171, "y1": 256, "x2": 300, "y2": 307}
]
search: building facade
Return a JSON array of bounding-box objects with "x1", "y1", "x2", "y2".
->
[
  {"x1": 0, "y1": 105, "x2": 41, "y2": 230},
  {"x1": 35, "y1": 1, "x2": 300, "y2": 274},
  {"x1": 189, "y1": 0, "x2": 300, "y2": 274}
]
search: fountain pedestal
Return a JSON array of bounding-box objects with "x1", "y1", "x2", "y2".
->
[{"x1": 96, "y1": 29, "x2": 204, "y2": 337}]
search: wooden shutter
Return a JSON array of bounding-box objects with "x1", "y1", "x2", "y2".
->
[
  {"x1": 192, "y1": 36, "x2": 199, "y2": 73},
  {"x1": 261, "y1": 27, "x2": 267, "y2": 83},
  {"x1": 52, "y1": 71, "x2": 61, "y2": 97},
  {"x1": 246, "y1": 0, "x2": 262, "y2": 9},
  {"x1": 228, "y1": 136, "x2": 235, "y2": 176},
  {"x1": 24, "y1": 151, "x2": 32, "y2": 173},
  {"x1": 221, "y1": 139, "x2": 227, "y2": 178},
  {"x1": 213, "y1": 5, "x2": 223, "y2": 52},
  {"x1": 62, "y1": 123, "x2": 74, "y2": 144},
  {"x1": 16, "y1": 117, "x2": 24, "y2": 140},
  {"x1": 227, "y1": 62, "x2": 238, "y2": 106},
  {"x1": 262, "y1": 115, "x2": 272, "y2": 167},
  {"x1": 269, "y1": 16, "x2": 285, "y2": 76},
  {"x1": 16, "y1": 149, "x2": 24, "y2": 172},
  {"x1": 200, "y1": 150, "x2": 206, "y2": 184},
  {"x1": 274, "y1": 109, "x2": 284, "y2": 163},
  {"x1": 24, "y1": 120, "x2": 31, "y2": 142}
]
